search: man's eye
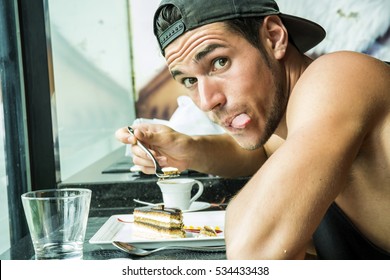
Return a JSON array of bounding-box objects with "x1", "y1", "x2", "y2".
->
[
  {"x1": 182, "y1": 77, "x2": 197, "y2": 88},
  {"x1": 213, "y1": 58, "x2": 228, "y2": 70}
]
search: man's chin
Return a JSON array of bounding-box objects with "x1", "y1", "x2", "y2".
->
[{"x1": 231, "y1": 134, "x2": 262, "y2": 151}]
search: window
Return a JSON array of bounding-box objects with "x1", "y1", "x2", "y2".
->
[
  {"x1": 1, "y1": 0, "x2": 141, "y2": 254},
  {"x1": 47, "y1": 0, "x2": 136, "y2": 181}
]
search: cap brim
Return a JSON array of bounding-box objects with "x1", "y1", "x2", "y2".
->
[{"x1": 280, "y1": 14, "x2": 326, "y2": 53}]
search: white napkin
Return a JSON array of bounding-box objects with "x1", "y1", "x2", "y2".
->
[{"x1": 169, "y1": 96, "x2": 225, "y2": 135}]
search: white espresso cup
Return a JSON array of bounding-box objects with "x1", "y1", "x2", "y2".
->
[{"x1": 157, "y1": 178, "x2": 204, "y2": 210}]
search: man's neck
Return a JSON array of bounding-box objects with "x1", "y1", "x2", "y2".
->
[
  {"x1": 283, "y1": 44, "x2": 313, "y2": 95},
  {"x1": 275, "y1": 45, "x2": 313, "y2": 140}
]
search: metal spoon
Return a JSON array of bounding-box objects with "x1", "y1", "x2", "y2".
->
[
  {"x1": 112, "y1": 241, "x2": 225, "y2": 257},
  {"x1": 133, "y1": 198, "x2": 161, "y2": 206},
  {"x1": 127, "y1": 126, "x2": 179, "y2": 179}
]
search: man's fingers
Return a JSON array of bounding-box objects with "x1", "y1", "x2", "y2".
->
[{"x1": 115, "y1": 127, "x2": 137, "y2": 144}]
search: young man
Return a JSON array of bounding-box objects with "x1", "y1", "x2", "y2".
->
[{"x1": 116, "y1": 0, "x2": 390, "y2": 259}]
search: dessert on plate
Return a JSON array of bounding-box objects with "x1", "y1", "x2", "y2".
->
[
  {"x1": 199, "y1": 225, "x2": 218, "y2": 237},
  {"x1": 133, "y1": 205, "x2": 185, "y2": 239}
]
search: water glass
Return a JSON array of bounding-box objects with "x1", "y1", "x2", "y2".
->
[{"x1": 21, "y1": 188, "x2": 91, "y2": 260}]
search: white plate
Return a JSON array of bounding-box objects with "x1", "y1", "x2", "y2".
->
[{"x1": 89, "y1": 210, "x2": 225, "y2": 249}]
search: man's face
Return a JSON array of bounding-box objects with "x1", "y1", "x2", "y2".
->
[{"x1": 165, "y1": 22, "x2": 286, "y2": 149}]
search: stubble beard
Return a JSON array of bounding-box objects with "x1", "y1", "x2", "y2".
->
[
  {"x1": 259, "y1": 77, "x2": 287, "y2": 146},
  {"x1": 241, "y1": 65, "x2": 287, "y2": 151}
]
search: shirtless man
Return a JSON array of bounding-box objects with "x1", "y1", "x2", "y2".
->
[{"x1": 116, "y1": 0, "x2": 390, "y2": 259}]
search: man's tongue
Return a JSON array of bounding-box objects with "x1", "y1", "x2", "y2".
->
[{"x1": 231, "y1": 113, "x2": 251, "y2": 129}]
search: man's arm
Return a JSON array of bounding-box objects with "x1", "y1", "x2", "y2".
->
[
  {"x1": 116, "y1": 124, "x2": 266, "y2": 177},
  {"x1": 225, "y1": 52, "x2": 381, "y2": 259},
  {"x1": 190, "y1": 133, "x2": 266, "y2": 177}
]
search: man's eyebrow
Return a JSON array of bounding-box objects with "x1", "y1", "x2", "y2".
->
[
  {"x1": 171, "y1": 69, "x2": 184, "y2": 80},
  {"x1": 194, "y1": 43, "x2": 227, "y2": 62},
  {"x1": 170, "y1": 44, "x2": 227, "y2": 80}
]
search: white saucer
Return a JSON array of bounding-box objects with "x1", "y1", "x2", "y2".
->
[
  {"x1": 150, "y1": 201, "x2": 211, "y2": 213},
  {"x1": 183, "y1": 201, "x2": 211, "y2": 213}
]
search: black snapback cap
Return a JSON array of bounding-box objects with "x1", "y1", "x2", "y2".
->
[{"x1": 153, "y1": 0, "x2": 326, "y2": 55}]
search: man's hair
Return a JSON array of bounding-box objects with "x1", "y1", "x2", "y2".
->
[{"x1": 155, "y1": 4, "x2": 269, "y2": 59}]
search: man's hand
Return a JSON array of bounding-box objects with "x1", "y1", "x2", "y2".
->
[{"x1": 115, "y1": 124, "x2": 193, "y2": 174}]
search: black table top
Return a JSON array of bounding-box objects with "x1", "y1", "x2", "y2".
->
[
  {"x1": 2, "y1": 175, "x2": 249, "y2": 260},
  {"x1": 0, "y1": 215, "x2": 227, "y2": 260}
]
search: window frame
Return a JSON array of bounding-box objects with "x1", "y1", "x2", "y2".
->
[{"x1": 0, "y1": 0, "x2": 58, "y2": 247}]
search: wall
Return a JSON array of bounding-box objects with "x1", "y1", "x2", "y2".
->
[{"x1": 277, "y1": 0, "x2": 390, "y2": 61}]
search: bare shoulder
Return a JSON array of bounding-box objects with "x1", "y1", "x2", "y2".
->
[
  {"x1": 313, "y1": 50, "x2": 388, "y2": 66},
  {"x1": 302, "y1": 51, "x2": 389, "y2": 94},
  {"x1": 288, "y1": 51, "x2": 390, "y2": 130}
]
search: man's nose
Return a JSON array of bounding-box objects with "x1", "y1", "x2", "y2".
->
[{"x1": 197, "y1": 78, "x2": 225, "y2": 112}]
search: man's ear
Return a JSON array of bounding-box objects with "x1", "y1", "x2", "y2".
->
[{"x1": 262, "y1": 15, "x2": 288, "y2": 59}]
